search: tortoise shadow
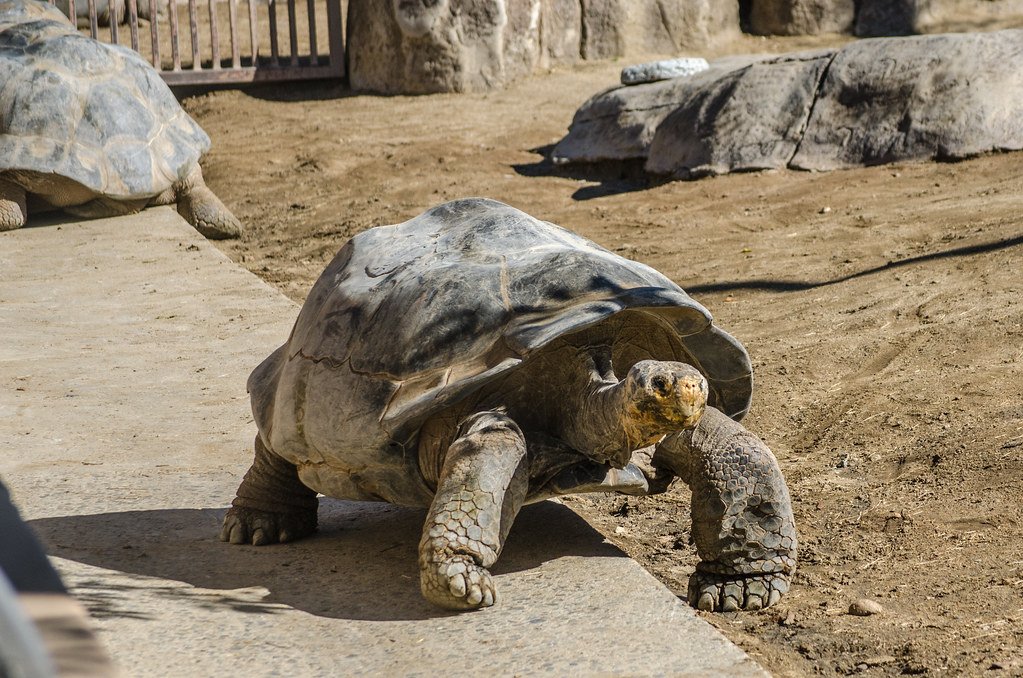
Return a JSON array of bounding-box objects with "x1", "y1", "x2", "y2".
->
[{"x1": 28, "y1": 499, "x2": 624, "y2": 622}]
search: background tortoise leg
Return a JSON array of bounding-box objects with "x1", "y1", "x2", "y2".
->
[
  {"x1": 419, "y1": 412, "x2": 528, "y2": 611},
  {"x1": 654, "y1": 407, "x2": 798, "y2": 612},
  {"x1": 220, "y1": 436, "x2": 318, "y2": 546},
  {"x1": 0, "y1": 176, "x2": 27, "y2": 230},
  {"x1": 173, "y1": 164, "x2": 242, "y2": 240}
]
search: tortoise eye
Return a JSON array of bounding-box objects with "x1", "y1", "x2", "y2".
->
[{"x1": 651, "y1": 376, "x2": 669, "y2": 393}]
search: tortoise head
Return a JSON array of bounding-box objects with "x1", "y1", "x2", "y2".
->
[{"x1": 621, "y1": 360, "x2": 708, "y2": 447}]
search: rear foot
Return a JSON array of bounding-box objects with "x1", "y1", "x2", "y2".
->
[
  {"x1": 419, "y1": 554, "x2": 496, "y2": 611},
  {"x1": 220, "y1": 505, "x2": 317, "y2": 546},
  {"x1": 688, "y1": 571, "x2": 790, "y2": 612}
]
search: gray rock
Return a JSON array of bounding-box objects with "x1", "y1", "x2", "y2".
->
[
  {"x1": 621, "y1": 57, "x2": 709, "y2": 85},
  {"x1": 646, "y1": 50, "x2": 834, "y2": 177},
  {"x1": 551, "y1": 55, "x2": 762, "y2": 165},
  {"x1": 555, "y1": 29, "x2": 1023, "y2": 178},
  {"x1": 791, "y1": 31, "x2": 1023, "y2": 170},
  {"x1": 347, "y1": 0, "x2": 740, "y2": 94},
  {"x1": 854, "y1": 0, "x2": 932, "y2": 36},
  {"x1": 748, "y1": 0, "x2": 855, "y2": 35}
]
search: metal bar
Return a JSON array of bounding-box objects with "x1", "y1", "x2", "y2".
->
[
  {"x1": 286, "y1": 0, "x2": 297, "y2": 66},
  {"x1": 325, "y1": 0, "x2": 343, "y2": 77},
  {"x1": 208, "y1": 0, "x2": 220, "y2": 69},
  {"x1": 187, "y1": 0, "x2": 200, "y2": 70},
  {"x1": 228, "y1": 0, "x2": 239, "y2": 68},
  {"x1": 128, "y1": 0, "x2": 139, "y2": 52},
  {"x1": 109, "y1": 0, "x2": 119, "y2": 44},
  {"x1": 246, "y1": 0, "x2": 257, "y2": 64},
  {"x1": 87, "y1": 0, "x2": 98, "y2": 38},
  {"x1": 305, "y1": 0, "x2": 317, "y2": 66},
  {"x1": 168, "y1": 0, "x2": 181, "y2": 71},
  {"x1": 267, "y1": 0, "x2": 279, "y2": 67},
  {"x1": 148, "y1": 0, "x2": 160, "y2": 67}
]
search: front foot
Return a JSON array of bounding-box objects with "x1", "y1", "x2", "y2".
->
[
  {"x1": 220, "y1": 505, "x2": 317, "y2": 546},
  {"x1": 688, "y1": 570, "x2": 790, "y2": 612},
  {"x1": 420, "y1": 554, "x2": 496, "y2": 611}
]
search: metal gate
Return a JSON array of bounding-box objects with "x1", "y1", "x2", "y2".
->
[{"x1": 53, "y1": 0, "x2": 343, "y2": 85}]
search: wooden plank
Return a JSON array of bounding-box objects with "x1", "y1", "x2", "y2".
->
[
  {"x1": 168, "y1": 0, "x2": 181, "y2": 71},
  {"x1": 187, "y1": 0, "x2": 200, "y2": 69},
  {"x1": 161, "y1": 62, "x2": 337, "y2": 85},
  {"x1": 247, "y1": 0, "x2": 257, "y2": 62},
  {"x1": 109, "y1": 2, "x2": 119, "y2": 44},
  {"x1": 325, "y1": 0, "x2": 343, "y2": 77},
  {"x1": 305, "y1": 0, "x2": 317, "y2": 66},
  {"x1": 286, "y1": 0, "x2": 297, "y2": 66},
  {"x1": 148, "y1": 0, "x2": 160, "y2": 67},
  {"x1": 208, "y1": 0, "x2": 220, "y2": 69},
  {"x1": 67, "y1": 0, "x2": 76, "y2": 25},
  {"x1": 86, "y1": 0, "x2": 98, "y2": 38},
  {"x1": 267, "y1": 0, "x2": 279, "y2": 67},
  {"x1": 127, "y1": 0, "x2": 139, "y2": 52},
  {"x1": 228, "y1": 0, "x2": 240, "y2": 68}
]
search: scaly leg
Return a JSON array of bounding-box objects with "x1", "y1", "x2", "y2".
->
[
  {"x1": 419, "y1": 411, "x2": 528, "y2": 610},
  {"x1": 0, "y1": 177, "x2": 27, "y2": 231},
  {"x1": 173, "y1": 164, "x2": 242, "y2": 240},
  {"x1": 220, "y1": 436, "x2": 318, "y2": 546},
  {"x1": 654, "y1": 407, "x2": 797, "y2": 612}
]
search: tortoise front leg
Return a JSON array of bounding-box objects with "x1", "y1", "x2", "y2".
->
[
  {"x1": 654, "y1": 407, "x2": 797, "y2": 612},
  {"x1": 0, "y1": 176, "x2": 27, "y2": 231},
  {"x1": 419, "y1": 411, "x2": 528, "y2": 611},
  {"x1": 220, "y1": 435, "x2": 319, "y2": 546}
]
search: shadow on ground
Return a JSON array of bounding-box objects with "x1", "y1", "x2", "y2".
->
[
  {"x1": 512, "y1": 145, "x2": 654, "y2": 201},
  {"x1": 29, "y1": 499, "x2": 622, "y2": 623}
]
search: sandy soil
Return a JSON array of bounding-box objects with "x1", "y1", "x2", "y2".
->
[{"x1": 180, "y1": 21, "x2": 1023, "y2": 677}]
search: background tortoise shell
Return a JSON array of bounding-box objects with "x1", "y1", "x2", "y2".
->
[{"x1": 0, "y1": 0, "x2": 209, "y2": 200}]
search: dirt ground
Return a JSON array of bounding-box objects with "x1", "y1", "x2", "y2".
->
[{"x1": 178, "y1": 16, "x2": 1023, "y2": 677}]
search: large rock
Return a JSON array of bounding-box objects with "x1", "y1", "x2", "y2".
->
[
  {"x1": 646, "y1": 50, "x2": 834, "y2": 177},
  {"x1": 551, "y1": 55, "x2": 763, "y2": 165},
  {"x1": 854, "y1": 0, "x2": 933, "y2": 36},
  {"x1": 347, "y1": 0, "x2": 739, "y2": 94},
  {"x1": 748, "y1": 0, "x2": 855, "y2": 35},
  {"x1": 791, "y1": 31, "x2": 1023, "y2": 170},
  {"x1": 553, "y1": 30, "x2": 1023, "y2": 178}
]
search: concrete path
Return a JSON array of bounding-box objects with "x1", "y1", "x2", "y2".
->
[{"x1": 0, "y1": 209, "x2": 767, "y2": 677}]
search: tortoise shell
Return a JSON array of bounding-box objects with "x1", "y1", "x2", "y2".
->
[{"x1": 250, "y1": 198, "x2": 753, "y2": 505}]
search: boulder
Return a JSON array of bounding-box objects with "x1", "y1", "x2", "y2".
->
[
  {"x1": 553, "y1": 30, "x2": 1023, "y2": 178},
  {"x1": 791, "y1": 31, "x2": 1023, "y2": 169},
  {"x1": 748, "y1": 0, "x2": 855, "y2": 35},
  {"x1": 551, "y1": 56, "x2": 762, "y2": 165},
  {"x1": 347, "y1": 0, "x2": 740, "y2": 94},
  {"x1": 646, "y1": 50, "x2": 834, "y2": 177},
  {"x1": 854, "y1": 0, "x2": 932, "y2": 36}
]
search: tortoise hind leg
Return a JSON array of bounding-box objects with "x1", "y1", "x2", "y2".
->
[
  {"x1": 653, "y1": 407, "x2": 797, "y2": 612},
  {"x1": 173, "y1": 164, "x2": 242, "y2": 240},
  {"x1": 221, "y1": 436, "x2": 318, "y2": 546},
  {"x1": 0, "y1": 177, "x2": 27, "y2": 231},
  {"x1": 419, "y1": 411, "x2": 528, "y2": 610}
]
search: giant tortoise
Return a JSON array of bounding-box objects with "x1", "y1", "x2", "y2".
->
[
  {"x1": 0, "y1": 0, "x2": 240, "y2": 238},
  {"x1": 222, "y1": 198, "x2": 797, "y2": 611}
]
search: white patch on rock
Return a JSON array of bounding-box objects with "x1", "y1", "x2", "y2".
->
[{"x1": 620, "y1": 57, "x2": 710, "y2": 86}]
